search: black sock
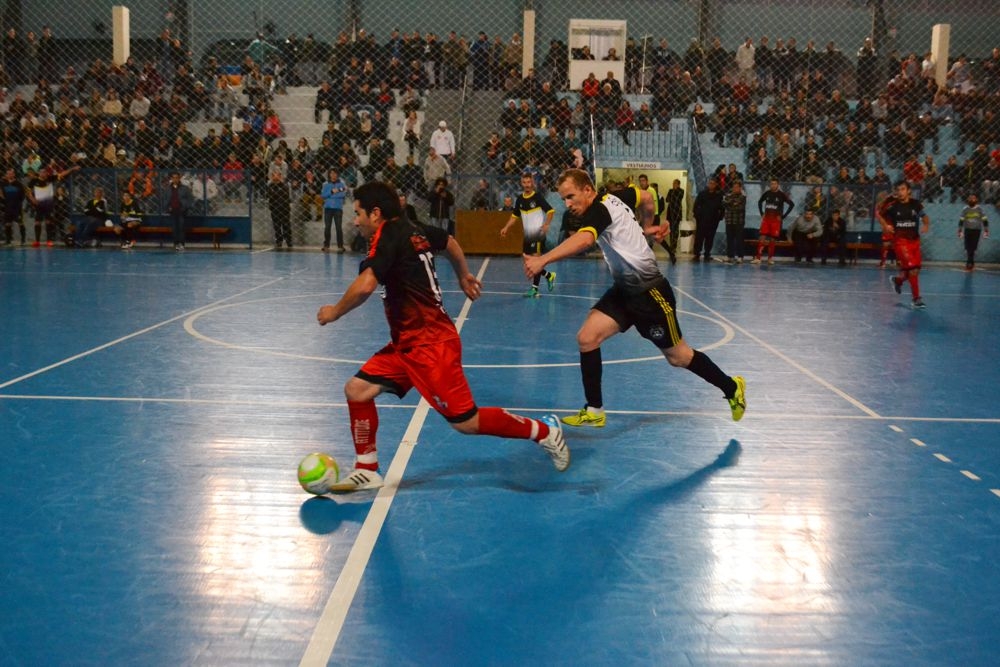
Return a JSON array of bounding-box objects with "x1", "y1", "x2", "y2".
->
[
  {"x1": 581, "y1": 348, "x2": 603, "y2": 409},
  {"x1": 686, "y1": 350, "x2": 737, "y2": 398},
  {"x1": 533, "y1": 273, "x2": 542, "y2": 287}
]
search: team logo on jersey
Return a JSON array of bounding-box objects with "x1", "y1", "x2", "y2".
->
[
  {"x1": 648, "y1": 325, "x2": 666, "y2": 341},
  {"x1": 409, "y1": 233, "x2": 431, "y2": 252}
]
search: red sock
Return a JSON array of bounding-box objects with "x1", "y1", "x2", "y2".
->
[
  {"x1": 347, "y1": 400, "x2": 379, "y2": 470},
  {"x1": 768, "y1": 240, "x2": 776, "y2": 259},
  {"x1": 477, "y1": 407, "x2": 548, "y2": 441},
  {"x1": 755, "y1": 243, "x2": 762, "y2": 260},
  {"x1": 881, "y1": 246, "x2": 889, "y2": 262},
  {"x1": 908, "y1": 274, "x2": 920, "y2": 298}
]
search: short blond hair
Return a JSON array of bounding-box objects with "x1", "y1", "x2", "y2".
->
[{"x1": 557, "y1": 168, "x2": 594, "y2": 190}]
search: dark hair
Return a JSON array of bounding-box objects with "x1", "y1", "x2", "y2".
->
[{"x1": 354, "y1": 181, "x2": 402, "y2": 219}]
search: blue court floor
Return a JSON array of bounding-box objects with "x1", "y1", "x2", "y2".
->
[{"x1": 2, "y1": 246, "x2": 1000, "y2": 666}]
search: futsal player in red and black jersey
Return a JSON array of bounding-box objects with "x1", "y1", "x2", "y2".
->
[
  {"x1": 316, "y1": 181, "x2": 569, "y2": 491},
  {"x1": 879, "y1": 181, "x2": 930, "y2": 309},
  {"x1": 753, "y1": 179, "x2": 794, "y2": 264}
]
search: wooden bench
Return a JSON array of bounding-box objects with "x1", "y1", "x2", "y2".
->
[
  {"x1": 95, "y1": 225, "x2": 231, "y2": 249},
  {"x1": 747, "y1": 239, "x2": 879, "y2": 264}
]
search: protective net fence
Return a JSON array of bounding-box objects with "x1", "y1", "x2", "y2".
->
[{"x1": 4, "y1": 0, "x2": 1000, "y2": 248}]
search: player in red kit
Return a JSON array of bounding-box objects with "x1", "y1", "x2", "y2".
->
[
  {"x1": 875, "y1": 190, "x2": 897, "y2": 268},
  {"x1": 317, "y1": 181, "x2": 569, "y2": 491},
  {"x1": 752, "y1": 179, "x2": 794, "y2": 264},
  {"x1": 879, "y1": 181, "x2": 930, "y2": 309}
]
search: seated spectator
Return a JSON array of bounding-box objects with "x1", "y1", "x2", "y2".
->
[
  {"x1": 115, "y1": 191, "x2": 143, "y2": 249},
  {"x1": 788, "y1": 209, "x2": 823, "y2": 263},
  {"x1": 188, "y1": 81, "x2": 212, "y2": 121},
  {"x1": 902, "y1": 155, "x2": 924, "y2": 187},
  {"x1": 922, "y1": 155, "x2": 942, "y2": 202},
  {"x1": 820, "y1": 208, "x2": 848, "y2": 265},
  {"x1": 940, "y1": 154, "x2": 965, "y2": 202},
  {"x1": 615, "y1": 100, "x2": 635, "y2": 145}
]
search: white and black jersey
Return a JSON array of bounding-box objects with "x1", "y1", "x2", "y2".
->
[
  {"x1": 512, "y1": 190, "x2": 553, "y2": 243},
  {"x1": 578, "y1": 193, "x2": 663, "y2": 293}
]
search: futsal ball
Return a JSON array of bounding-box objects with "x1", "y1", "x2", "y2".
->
[
  {"x1": 105, "y1": 219, "x2": 115, "y2": 228},
  {"x1": 297, "y1": 452, "x2": 340, "y2": 495}
]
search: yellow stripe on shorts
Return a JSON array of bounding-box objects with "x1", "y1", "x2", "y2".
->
[{"x1": 649, "y1": 287, "x2": 681, "y2": 345}]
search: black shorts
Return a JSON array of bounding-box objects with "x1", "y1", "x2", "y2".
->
[{"x1": 593, "y1": 277, "x2": 683, "y2": 349}]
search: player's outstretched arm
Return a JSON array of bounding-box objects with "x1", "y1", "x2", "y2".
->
[
  {"x1": 524, "y1": 229, "x2": 595, "y2": 278},
  {"x1": 317, "y1": 268, "x2": 379, "y2": 325},
  {"x1": 443, "y1": 236, "x2": 482, "y2": 300}
]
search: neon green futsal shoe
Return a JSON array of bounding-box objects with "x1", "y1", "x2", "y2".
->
[
  {"x1": 728, "y1": 376, "x2": 746, "y2": 422},
  {"x1": 561, "y1": 406, "x2": 606, "y2": 427}
]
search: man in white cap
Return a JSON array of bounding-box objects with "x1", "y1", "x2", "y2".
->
[{"x1": 429, "y1": 119, "x2": 456, "y2": 163}]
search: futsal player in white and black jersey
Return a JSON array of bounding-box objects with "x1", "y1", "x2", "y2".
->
[
  {"x1": 524, "y1": 168, "x2": 747, "y2": 427},
  {"x1": 501, "y1": 172, "x2": 556, "y2": 297}
]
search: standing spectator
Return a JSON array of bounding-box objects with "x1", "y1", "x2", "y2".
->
[
  {"x1": 3, "y1": 168, "x2": 32, "y2": 245},
  {"x1": 663, "y1": 179, "x2": 684, "y2": 264},
  {"x1": 723, "y1": 180, "x2": 747, "y2": 263},
  {"x1": 164, "y1": 171, "x2": 194, "y2": 251},
  {"x1": 3, "y1": 28, "x2": 23, "y2": 84},
  {"x1": 314, "y1": 80, "x2": 336, "y2": 124},
  {"x1": 401, "y1": 110, "x2": 422, "y2": 157},
  {"x1": 221, "y1": 152, "x2": 245, "y2": 203},
  {"x1": 38, "y1": 26, "x2": 58, "y2": 84},
  {"x1": 422, "y1": 146, "x2": 451, "y2": 190},
  {"x1": 321, "y1": 168, "x2": 348, "y2": 253},
  {"x1": 429, "y1": 120, "x2": 456, "y2": 163},
  {"x1": 267, "y1": 170, "x2": 292, "y2": 249},
  {"x1": 734, "y1": 37, "x2": 755, "y2": 85},
  {"x1": 958, "y1": 193, "x2": 990, "y2": 271},
  {"x1": 753, "y1": 178, "x2": 794, "y2": 264},
  {"x1": 821, "y1": 208, "x2": 848, "y2": 265},
  {"x1": 426, "y1": 177, "x2": 455, "y2": 233},
  {"x1": 692, "y1": 177, "x2": 725, "y2": 262},
  {"x1": 856, "y1": 38, "x2": 879, "y2": 99},
  {"x1": 28, "y1": 165, "x2": 78, "y2": 247},
  {"x1": 940, "y1": 155, "x2": 965, "y2": 203},
  {"x1": 470, "y1": 32, "x2": 491, "y2": 90}
]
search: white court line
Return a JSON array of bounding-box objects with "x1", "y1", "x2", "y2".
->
[
  {"x1": 911, "y1": 438, "x2": 927, "y2": 447},
  {"x1": 934, "y1": 453, "x2": 953, "y2": 463},
  {"x1": 0, "y1": 276, "x2": 289, "y2": 391},
  {"x1": 992, "y1": 489, "x2": 1000, "y2": 499},
  {"x1": 7, "y1": 394, "x2": 1000, "y2": 425},
  {"x1": 299, "y1": 258, "x2": 491, "y2": 667},
  {"x1": 889, "y1": 425, "x2": 903, "y2": 432},
  {"x1": 674, "y1": 287, "x2": 882, "y2": 419},
  {"x1": 961, "y1": 470, "x2": 981, "y2": 481}
]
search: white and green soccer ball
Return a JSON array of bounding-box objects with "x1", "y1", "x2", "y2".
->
[{"x1": 297, "y1": 452, "x2": 340, "y2": 495}]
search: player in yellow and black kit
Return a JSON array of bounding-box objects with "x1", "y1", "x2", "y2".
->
[{"x1": 501, "y1": 172, "x2": 556, "y2": 297}]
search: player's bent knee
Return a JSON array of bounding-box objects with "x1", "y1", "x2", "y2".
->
[
  {"x1": 344, "y1": 376, "x2": 381, "y2": 402},
  {"x1": 451, "y1": 415, "x2": 478, "y2": 435},
  {"x1": 664, "y1": 342, "x2": 694, "y2": 367}
]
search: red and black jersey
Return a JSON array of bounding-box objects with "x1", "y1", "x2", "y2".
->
[
  {"x1": 361, "y1": 217, "x2": 458, "y2": 348},
  {"x1": 758, "y1": 189, "x2": 794, "y2": 218},
  {"x1": 880, "y1": 197, "x2": 924, "y2": 240}
]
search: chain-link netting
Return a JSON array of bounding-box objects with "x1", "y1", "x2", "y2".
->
[{"x1": 3, "y1": 1, "x2": 999, "y2": 255}]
